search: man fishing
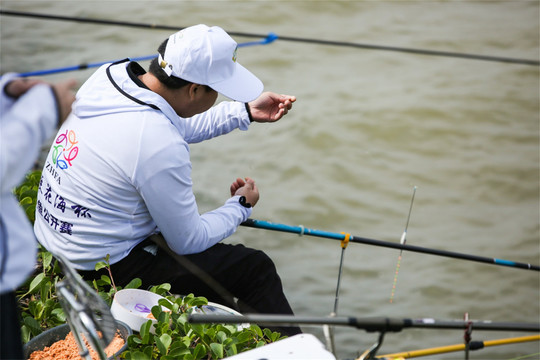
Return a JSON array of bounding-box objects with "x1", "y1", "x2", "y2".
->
[{"x1": 34, "y1": 24, "x2": 301, "y2": 336}]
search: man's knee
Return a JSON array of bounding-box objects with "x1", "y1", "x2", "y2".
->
[{"x1": 244, "y1": 250, "x2": 282, "y2": 283}]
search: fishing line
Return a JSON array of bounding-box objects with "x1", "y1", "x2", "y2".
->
[
  {"x1": 389, "y1": 186, "x2": 417, "y2": 303},
  {"x1": 333, "y1": 232, "x2": 351, "y2": 315},
  {"x1": 1, "y1": 10, "x2": 539, "y2": 66},
  {"x1": 323, "y1": 231, "x2": 351, "y2": 355}
]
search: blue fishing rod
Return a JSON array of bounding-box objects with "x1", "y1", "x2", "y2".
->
[
  {"x1": 240, "y1": 219, "x2": 540, "y2": 271},
  {"x1": 17, "y1": 34, "x2": 278, "y2": 77},
  {"x1": 19, "y1": 55, "x2": 156, "y2": 77}
]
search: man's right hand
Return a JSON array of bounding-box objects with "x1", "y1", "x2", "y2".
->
[{"x1": 230, "y1": 177, "x2": 259, "y2": 207}]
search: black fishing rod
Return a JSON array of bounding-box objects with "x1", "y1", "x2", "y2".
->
[
  {"x1": 189, "y1": 314, "x2": 540, "y2": 333},
  {"x1": 1, "y1": 10, "x2": 539, "y2": 66},
  {"x1": 241, "y1": 219, "x2": 540, "y2": 271}
]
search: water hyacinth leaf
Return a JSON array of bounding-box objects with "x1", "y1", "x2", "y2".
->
[
  {"x1": 99, "y1": 275, "x2": 111, "y2": 285},
  {"x1": 23, "y1": 316, "x2": 42, "y2": 336},
  {"x1": 158, "y1": 298, "x2": 173, "y2": 310},
  {"x1": 180, "y1": 335, "x2": 191, "y2": 347},
  {"x1": 223, "y1": 325, "x2": 236, "y2": 335},
  {"x1": 156, "y1": 333, "x2": 172, "y2": 355},
  {"x1": 28, "y1": 301, "x2": 42, "y2": 318},
  {"x1": 222, "y1": 337, "x2": 234, "y2": 347},
  {"x1": 155, "y1": 321, "x2": 166, "y2": 335},
  {"x1": 236, "y1": 331, "x2": 252, "y2": 344},
  {"x1": 21, "y1": 189, "x2": 37, "y2": 200},
  {"x1": 43, "y1": 299, "x2": 58, "y2": 319},
  {"x1": 204, "y1": 327, "x2": 215, "y2": 340},
  {"x1": 140, "y1": 320, "x2": 152, "y2": 344},
  {"x1": 21, "y1": 325, "x2": 31, "y2": 344},
  {"x1": 124, "y1": 277, "x2": 142, "y2": 289},
  {"x1": 169, "y1": 339, "x2": 188, "y2": 353},
  {"x1": 51, "y1": 307, "x2": 66, "y2": 322},
  {"x1": 189, "y1": 296, "x2": 208, "y2": 307},
  {"x1": 168, "y1": 347, "x2": 191, "y2": 358},
  {"x1": 143, "y1": 345, "x2": 153, "y2": 358},
  {"x1": 40, "y1": 250, "x2": 53, "y2": 270},
  {"x1": 210, "y1": 343, "x2": 224, "y2": 359},
  {"x1": 193, "y1": 343, "x2": 207, "y2": 359},
  {"x1": 225, "y1": 343, "x2": 238, "y2": 357},
  {"x1": 251, "y1": 324, "x2": 263, "y2": 337},
  {"x1": 190, "y1": 323, "x2": 205, "y2": 337},
  {"x1": 94, "y1": 261, "x2": 108, "y2": 271},
  {"x1": 25, "y1": 205, "x2": 35, "y2": 222},
  {"x1": 216, "y1": 330, "x2": 227, "y2": 343},
  {"x1": 19, "y1": 196, "x2": 33, "y2": 205},
  {"x1": 27, "y1": 272, "x2": 46, "y2": 294},
  {"x1": 16, "y1": 185, "x2": 30, "y2": 196},
  {"x1": 40, "y1": 279, "x2": 53, "y2": 302},
  {"x1": 151, "y1": 305, "x2": 161, "y2": 320},
  {"x1": 161, "y1": 356, "x2": 178, "y2": 360},
  {"x1": 131, "y1": 350, "x2": 150, "y2": 360},
  {"x1": 263, "y1": 327, "x2": 283, "y2": 342},
  {"x1": 176, "y1": 313, "x2": 188, "y2": 325},
  {"x1": 129, "y1": 335, "x2": 142, "y2": 345},
  {"x1": 150, "y1": 283, "x2": 171, "y2": 295}
]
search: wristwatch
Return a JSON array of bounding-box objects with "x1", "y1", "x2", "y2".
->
[{"x1": 238, "y1": 196, "x2": 252, "y2": 208}]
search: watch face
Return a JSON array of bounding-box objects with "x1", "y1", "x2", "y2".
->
[{"x1": 239, "y1": 196, "x2": 252, "y2": 208}]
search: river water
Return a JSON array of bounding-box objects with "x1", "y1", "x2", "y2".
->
[{"x1": 1, "y1": 1, "x2": 539, "y2": 359}]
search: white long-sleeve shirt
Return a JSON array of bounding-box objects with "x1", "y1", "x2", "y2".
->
[
  {"x1": 0, "y1": 73, "x2": 59, "y2": 293},
  {"x1": 34, "y1": 60, "x2": 254, "y2": 270}
]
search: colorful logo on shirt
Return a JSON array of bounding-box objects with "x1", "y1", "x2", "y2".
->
[{"x1": 51, "y1": 129, "x2": 79, "y2": 169}]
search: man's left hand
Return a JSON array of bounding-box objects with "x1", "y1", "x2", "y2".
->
[{"x1": 248, "y1": 92, "x2": 296, "y2": 123}]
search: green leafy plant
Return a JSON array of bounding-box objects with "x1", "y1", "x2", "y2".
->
[
  {"x1": 122, "y1": 293, "x2": 285, "y2": 360},
  {"x1": 92, "y1": 254, "x2": 142, "y2": 306},
  {"x1": 17, "y1": 245, "x2": 66, "y2": 343},
  {"x1": 13, "y1": 170, "x2": 42, "y2": 223},
  {"x1": 14, "y1": 170, "x2": 65, "y2": 342}
]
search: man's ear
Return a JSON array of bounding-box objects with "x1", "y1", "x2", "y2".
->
[{"x1": 187, "y1": 83, "x2": 202, "y2": 100}]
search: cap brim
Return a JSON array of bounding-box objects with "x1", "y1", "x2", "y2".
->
[{"x1": 209, "y1": 63, "x2": 263, "y2": 103}]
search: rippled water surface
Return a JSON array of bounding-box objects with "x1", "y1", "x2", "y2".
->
[{"x1": 2, "y1": 1, "x2": 539, "y2": 359}]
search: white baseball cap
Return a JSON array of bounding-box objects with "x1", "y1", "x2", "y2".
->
[{"x1": 158, "y1": 24, "x2": 263, "y2": 103}]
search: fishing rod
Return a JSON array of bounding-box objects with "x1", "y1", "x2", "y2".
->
[
  {"x1": 16, "y1": 34, "x2": 277, "y2": 77},
  {"x1": 240, "y1": 219, "x2": 540, "y2": 271},
  {"x1": 377, "y1": 334, "x2": 540, "y2": 359},
  {"x1": 189, "y1": 313, "x2": 540, "y2": 333},
  {"x1": 1, "y1": 10, "x2": 539, "y2": 66},
  {"x1": 18, "y1": 55, "x2": 155, "y2": 77}
]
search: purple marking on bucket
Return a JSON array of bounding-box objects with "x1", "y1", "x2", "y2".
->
[{"x1": 134, "y1": 303, "x2": 151, "y2": 313}]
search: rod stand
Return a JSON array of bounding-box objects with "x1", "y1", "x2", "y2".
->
[
  {"x1": 463, "y1": 312, "x2": 473, "y2": 360},
  {"x1": 54, "y1": 254, "x2": 117, "y2": 360},
  {"x1": 357, "y1": 332, "x2": 386, "y2": 360},
  {"x1": 323, "y1": 312, "x2": 337, "y2": 355}
]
